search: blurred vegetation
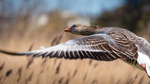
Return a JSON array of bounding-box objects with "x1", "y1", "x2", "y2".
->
[
  {"x1": 0, "y1": 0, "x2": 70, "y2": 45},
  {"x1": 92, "y1": 0, "x2": 150, "y2": 40},
  {"x1": 1, "y1": 0, "x2": 150, "y2": 41},
  {"x1": 0, "y1": 0, "x2": 150, "y2": 84}
]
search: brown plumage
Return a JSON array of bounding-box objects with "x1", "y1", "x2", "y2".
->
[{"x1": 1, "y1": 24, "x2": 150, "y2": 77}]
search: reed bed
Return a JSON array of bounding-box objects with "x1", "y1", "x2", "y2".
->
[{"x1": 0, "y1": 29, "x2": 150, "y2": 84}]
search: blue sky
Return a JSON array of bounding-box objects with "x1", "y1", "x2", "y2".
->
[
  {"x1": 6, "y1": 0, "x2": 124, "y2": 17},
  {"x1": 45, "y1": 0, "x2": 124, "y2": 16}
]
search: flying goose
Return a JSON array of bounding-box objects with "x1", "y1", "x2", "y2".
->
[{"x1": 0, "y1": 24, "x2": 150, "y2": 77}]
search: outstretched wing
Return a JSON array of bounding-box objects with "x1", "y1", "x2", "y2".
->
[{"x1": 0, "y1": 32, "x2": 138, "y2": 61}]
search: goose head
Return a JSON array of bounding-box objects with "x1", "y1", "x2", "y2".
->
[{"x1": 65, "y1": 24, "x2": 101, "y2": 35}]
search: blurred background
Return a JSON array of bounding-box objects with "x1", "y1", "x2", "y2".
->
[{"x1": 0, "y1": 0, "x2": 150, "y2": 84}]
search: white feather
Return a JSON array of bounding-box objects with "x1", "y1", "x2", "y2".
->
[{"x1": 137, "y1": 52, "x2": 150, "y2": 76}]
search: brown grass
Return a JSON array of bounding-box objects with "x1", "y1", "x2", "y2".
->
[
  {"x1": 0, "y1": 29, "x2": 150, "y2": 84},
  {"x1": 1, "y1": 0, "x2": 150, "y2": 84}
]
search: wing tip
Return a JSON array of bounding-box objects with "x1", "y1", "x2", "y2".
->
[{"x1": 0, "y1": 49, "x2": 26, "y2": 56}]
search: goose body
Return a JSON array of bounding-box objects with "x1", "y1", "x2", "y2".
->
[{"x1": 1, "y1": 24, "x2": 150, "y2": 77}]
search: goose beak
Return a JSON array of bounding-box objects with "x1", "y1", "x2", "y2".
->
[{"x1": 65, "y1": 28, "x2": 71, "y2": 32}]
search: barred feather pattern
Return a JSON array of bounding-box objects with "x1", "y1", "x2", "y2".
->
[{"x1": 0, "y1": 28, "x2": 139, "y2": 61}]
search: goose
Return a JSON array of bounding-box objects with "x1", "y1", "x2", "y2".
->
[{"x1": 0, "y1": 24, "x2": 150, "y2": 78}]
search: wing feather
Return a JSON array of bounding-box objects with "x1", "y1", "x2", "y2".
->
[{"x1": 0, "y1": 32, "x2": 137, "y2": 61}]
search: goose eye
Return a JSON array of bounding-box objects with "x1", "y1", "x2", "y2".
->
[{"x1": 72, "y1": 25, "x2": 77, "y2": 27}]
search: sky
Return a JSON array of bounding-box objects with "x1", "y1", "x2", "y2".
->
[
  {"x1": 45, "y1": 0, "x2": 124, "y2": 16},
  {"x1": 3, "y1": 0, "x2": 124, "y2": 17}
]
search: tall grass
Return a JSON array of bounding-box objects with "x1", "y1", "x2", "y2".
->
[
  {"x1": 0, "y1": 30, "x2": 150, "y2": 84},
  {"x1": 0, "y1": 0, "x2": 150, "y2": 84}
]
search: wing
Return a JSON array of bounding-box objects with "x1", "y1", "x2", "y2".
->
[{"x1": 0, "y1": 32, "x2": 138, "y2": 61}]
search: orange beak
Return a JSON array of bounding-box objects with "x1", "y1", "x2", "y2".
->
[{"x1": 64, "y1": 28, "x2": 71, "y2": 32}]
